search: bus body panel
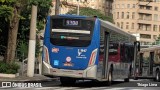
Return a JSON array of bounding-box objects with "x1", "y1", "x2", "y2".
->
[{"x1": 43, "y1": 16, "x2": 101, "y2": 70}]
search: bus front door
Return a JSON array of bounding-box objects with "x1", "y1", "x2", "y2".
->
[
  {"x1": 102, "y1": 32, "x2": 109, "y2": 79},
  {"x1": 139, "y1": 53, "x2": 143, "y2": 76},
  {"x1": 149, "y1": 52, "x2": 154, "y2": 75}
]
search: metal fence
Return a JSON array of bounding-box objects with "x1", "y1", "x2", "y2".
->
[{"x1": 21, "y1": 58, "x2": 40, "y2": 75}]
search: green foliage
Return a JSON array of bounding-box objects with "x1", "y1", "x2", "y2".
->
[
  {"x1": 0, "y1": 0, "x2": 16, "y2": 3},
  {"x1": 67, "y1": 7, "x2": 113, "y2": 22},
  {"x1": 0, "y1": 0, "x2": 52, "y2": 62},
  {"x1": 0, "y1": 5, "x2": 13, "y2": 21},
  {"x1": 16, "y1": 41, "x2": 28, "y2": 61},
  {"x1": 17, "y1": 0, "x2": 52, "y2": 59},
  {"x1": 154, "y1": 34, "x2": 160, "y2": 45},
  {"x1": 0, "y1": 61, "x2": 20, "y2": 74}
]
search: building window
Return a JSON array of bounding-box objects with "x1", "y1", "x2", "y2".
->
[
  {"x1": 122, "y1": 4, "x2": 125, "y2": 8},
  {"x1": 126, "y1": 12, "x2": 129, "y2": 19},
  {"x1": 139, "y1": 24, "x2": 143, "y2": 30},
  {"x1": 146, "y1": 14, "x2": 152, "y2": 21},
  {"x1": 133, "y1": 4, "x2": 135, "y2": 8},
  {"x1": 126, "y1": 22, "x2": 129, "y2": 29},
  {"x1": 117, "y1": 4, "x2": 120, "y2": 8},
  {"x1": 117, "y1": 22, "x2": 120, "y2": 27},
  {"x1": 140, "y1": 34, "x2": 151, "y2": 39},
  {"x1": 153, "y1": 25, "x2": 158, "y2": 31},
  {"x1": 155, "y1": 7, "x2": 158, "y2": 11},
  {"x1": 140, "y1": 5, "x2": 144, "y2": 9},
  {"x1": 114, "y1": 12, "x2": 116, "y2": 19},
  {"x1": 127, "y1": 4, "x2": 130, "y2": 8},
  {"x1": 153, "y1": 35, "x2": 157, "y2": 39},
  {"x1": 154, "y1": 14, "x2": 158, "y2": 21},
  {"x1": 131, "y1": 23, "x2": 134, "y2": 29},
  {"x1": 146, "y1": 25, "x2": 151, "y2": 31},
  {"x1": 121, "y1": 12, "x2": 124, "y2": 19},
  {"x1": 132, "y1": 12, "x2": 135, "y2": 19},
  {"x1": 121, "y1": 22, "x2": 123, "y2": 29},
  {"x1": 102, "y1": 0, "x2": 105, "y2": 3},
  {"x1": 117, "y1": 12, "x2": 119, "y2": 19},
  {"x1": 139, "y1": 14, "x2": 143, "y2": 20}
]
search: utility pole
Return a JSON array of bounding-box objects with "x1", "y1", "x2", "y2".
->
[
  {"x1": 55, "y1": 0, "x2": 60, "y2": 15},
  {"x1": 77, "y1": 0, "x2": 80, "y2": 15},
  {"x1": 27, "y1": 5, "x2": 37, "y2": 77}
]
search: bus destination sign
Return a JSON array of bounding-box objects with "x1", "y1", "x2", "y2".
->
[{"x1": 65, "y1": 19, "x2": 80, "y2": 26}]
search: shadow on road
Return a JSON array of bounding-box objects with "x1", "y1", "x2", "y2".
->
[{"x1": 60, "y1": 80, "x2": 125, "y2": 87}]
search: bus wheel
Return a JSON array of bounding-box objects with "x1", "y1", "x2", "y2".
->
[
  {"x1": 124, "y1": 78, "x2": 129, "y2": 82},
  {"x1": 107, "y1": 70, "x2": 112, "y2": 86},
  {"x1": 60, "y1": 77, "x2": 76, "y2": 86},
  {"x1": 155, "y1": 70, "x2": 160, "y2": 82}
]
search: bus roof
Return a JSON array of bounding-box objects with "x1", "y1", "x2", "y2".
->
[
  {"x1": 51, "y1": 14, "x2": 89, "y2": 19},
  {"x1": 100, "y1": 19, "x2": 136, "y2": 41}
]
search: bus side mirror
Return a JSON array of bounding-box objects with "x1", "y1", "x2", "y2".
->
[
  {"x1": 138, "y1": 42, "x2": 140, "y2": 51},
  {"x1": 136, "y1": 41, "x2": 140, "y2": 51},
  {"x1": 134, "y1": 41, "x2": 140, "y2": 51}
]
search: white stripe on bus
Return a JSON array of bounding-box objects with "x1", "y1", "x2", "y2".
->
[{"x1": 52, "y1": 29, "x2": 90, "y2": 34}]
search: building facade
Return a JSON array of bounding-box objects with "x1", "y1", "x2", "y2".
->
[
  {"x1": 51, "y1": 0, "x2": 160, "y2": 45},
  {"x1": 113, "y1": 0, "x2": 160, "y2": 45},
  {"x1": 51, "y1": 0, "x2": 113, "y2": 16}
]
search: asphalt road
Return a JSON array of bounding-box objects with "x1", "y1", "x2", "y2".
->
[{"x1": 2, "y1": 79, "x2": 160, "y2": 90}]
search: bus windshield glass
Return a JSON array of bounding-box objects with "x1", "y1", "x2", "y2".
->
[{"x1": 50, "y1": 18, "x2": 95, "y2": 47}]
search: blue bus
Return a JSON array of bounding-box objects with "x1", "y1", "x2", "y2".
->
[{"x1": 42, "y1": 15, "x2": 140, "y2": 85}]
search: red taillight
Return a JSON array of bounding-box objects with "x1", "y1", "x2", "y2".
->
[
  {"x1": 43, "y1": 46, "x2": 50, "y2": 64},
  {"x1": 88, "y1": 49, "x2": 98, "y2": 66}
]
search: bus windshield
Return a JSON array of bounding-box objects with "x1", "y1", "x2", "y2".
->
[{"x1": 50, "y1": 18, "x2": 95, "y2": 47}]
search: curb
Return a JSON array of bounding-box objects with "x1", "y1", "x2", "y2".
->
[{"x1": 0, "y1": 76, "x2": 59, "y2": 83}]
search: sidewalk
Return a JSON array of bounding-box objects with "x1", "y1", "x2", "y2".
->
[{"x1": 0, "y1": 74, "x2": 58, "y2": 82}]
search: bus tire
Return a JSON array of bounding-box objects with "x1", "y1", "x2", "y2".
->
[
  {"x1": 155, "y1": 70, "x2": 160, "y2": 82},
  {"x1": 124, "y1": 78, "x2": 129, "y2": 82},
  {"x1": 107, "y1": 69, "x2": 112, "y2": 86},
  {"x1": 60, "y1": 77, "x2": 76, "y2": 86}
]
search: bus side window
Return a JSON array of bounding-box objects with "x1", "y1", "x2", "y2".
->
[
  {"x1": 130, "y1": 45, "x2": 134, "y2": 61},
  {"x1": 99, "y1": 27, "x2": 105, "y2": 61},
  {"x1": 128, "y1": 45, "x2": 133, "y2": 62},
  {"x1": 124, "y1": 44, "x2": 132, "y2": 63},
  {"x1": 125, "y1": 45, "x2": 129, "y2": 62},
  {"x1": 120, "y1": 44, "x2": 124, "y2": 62}
]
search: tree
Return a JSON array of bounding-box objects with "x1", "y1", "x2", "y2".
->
[
  {"x1": 17, "y1": 0, "x2": 52, "y2": 60},
  {"x1": 0, "y1": 0, "x2": 52, "y2": 63},
  {"x1": 67, "y1": 7, "x2": 113, "y2": 22},
  {"x1": 0, "y1": 0, "x2": 25, "y2": 63}
]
